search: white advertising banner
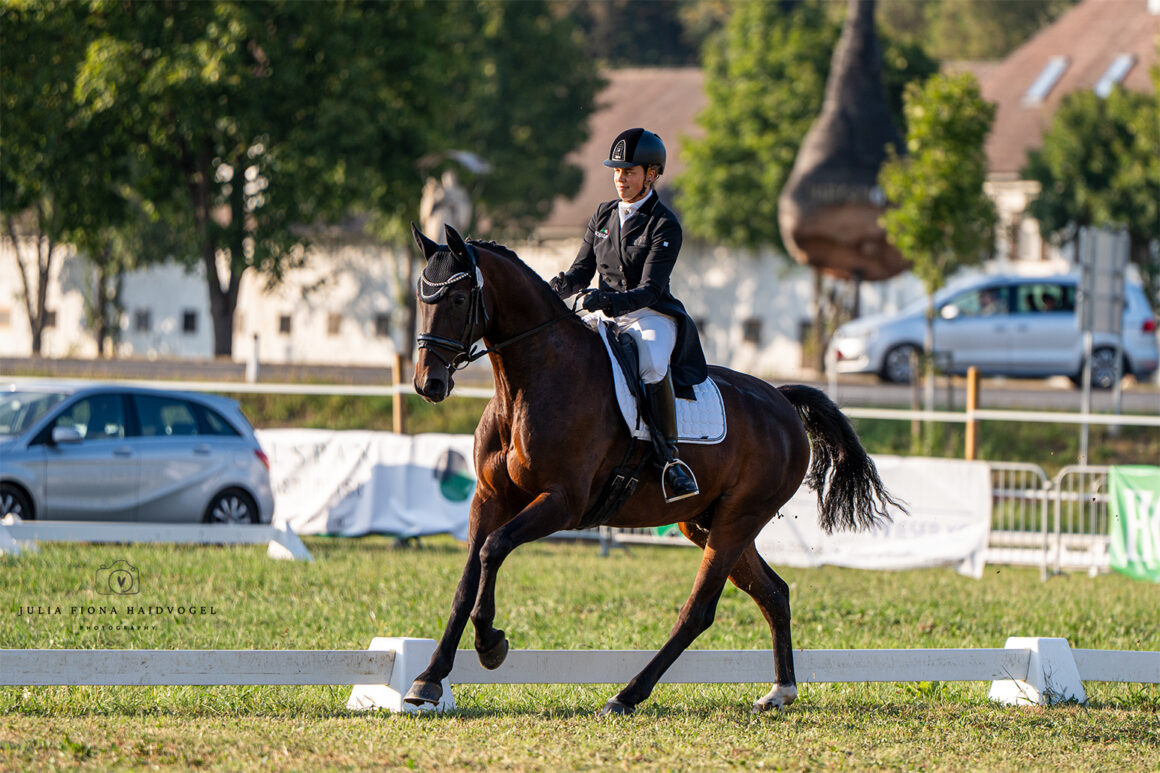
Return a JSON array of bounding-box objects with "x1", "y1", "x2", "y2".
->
[
  {"x1": 755, "y1": 456, "x2": 993, "y2": 577},
  {"x1": 257, "y1": 429, "x2": 476, "y2": 540},
  {"x1": 257, "y1": 431, "x2": 992, "y2": 576}
]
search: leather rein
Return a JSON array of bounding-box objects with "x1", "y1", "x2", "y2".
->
[{"x1": 416, "y1": 243, "x2": 581, "y2": 374}]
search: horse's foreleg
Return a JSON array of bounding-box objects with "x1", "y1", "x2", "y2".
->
[
  {"x1": 729, "y1": 544, "x2": 797, "y2": 711},
  {"x1": 402, "y1": 536, "x2": 485, "y2": 707},
  {"x1": 602, "y1": 539, "x2": 744, "y2": 716},
  {"x1": 470, "y1": 491, "x2": 569, "y2": 669}
]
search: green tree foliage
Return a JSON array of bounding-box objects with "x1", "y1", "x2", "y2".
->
[
  {"x1": 879, "y1": 72, "x2": 995, "y2": 405},
  {"x1": 879, "y1": 0, "x2": 1077, "y2": 61},
  {"x1": 0, "y1": 1, "x2": 128, "y2": 355},
  {"x1": 68, "y1": 0, "x2": 597, "y2": 359},
  {"x1": 1024, "y1": 79, "x2": 1160, "y2": 305},
  {"x1": 880, "y1": 72, "x2": 996, "y2": 296},
  {"x1": 442, "y1": 1, "x2": 601, "y2": 236},
  {"x1": 676, "y1": 1, "x2": 936, "y2": 252}
]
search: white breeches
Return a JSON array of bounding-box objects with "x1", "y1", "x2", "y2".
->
[{"x1": 586, "y1": 308, "x2": 677, "y2": 384}]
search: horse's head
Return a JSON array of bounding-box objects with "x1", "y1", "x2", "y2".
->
[{"x1": 411, "y1": 222, "x2": 489, "y2": 402}]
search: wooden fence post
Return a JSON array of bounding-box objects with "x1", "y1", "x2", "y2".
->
[
  {"x1": 393, "y1": 353, "x2": 407, "y2": 435},
  {"x1": 965, "y1": 366, "x2": 979, "y2": 460}
]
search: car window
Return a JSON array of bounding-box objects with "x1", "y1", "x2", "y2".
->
[
  {"x1": 0, "y1": 391, "x2": 68, "y2": 436},
  {"x1": 54, "y1": 394, "x2": 127, "y2": 440},
  {"x1": 193, "y1": 404, "x2": 241, "y2": 437},
  {"x1": 1015, "y1": 282, "x2": 1075, "y2": 314},
  {"x1": 134, "y1": 395, "x2": 201, "y2": 437},
  {"x1": 953, "y1": 286, "x2": 1009, "y2": 318}
]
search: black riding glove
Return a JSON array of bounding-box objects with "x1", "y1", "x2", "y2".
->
[
  {"x1": 582, "y1": 289, "x2": 617, "y2": 314},
  {"x1": 549, "y1": 272, "x2": 573, "y2": 298}
]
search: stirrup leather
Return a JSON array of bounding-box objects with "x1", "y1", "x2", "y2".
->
[{"x1": 661, "y1": 458, "x2": 699, "y2": 503}]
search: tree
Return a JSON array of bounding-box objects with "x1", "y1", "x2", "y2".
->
[
  {"x1": 74, "y1": 1, "x2": 457, "y2": 358},
  {"x1": 1025, "y1": 81, "x2": 1160, "y2": 306},
  {"x1": 676, "y1": 0, "x2": 936, "y2": 252},
  {"x1": 0, "y1": 1, "x2": 115, "y2": 356},
  {"x1": 879, "y1": 72, "x2": 996, "y2": 402}
]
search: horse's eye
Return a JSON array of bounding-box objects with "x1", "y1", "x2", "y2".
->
[{"x1": 453, "y1": 293, "x2": 467, "y2": 306}]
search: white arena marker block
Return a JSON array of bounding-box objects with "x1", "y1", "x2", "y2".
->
[
  {"x1": 267, "y1": 525, "x2": 313, "y2": 562},
  {"x1": 347, "y1": 638, "x2": 455, "y2": 713},
  {"x1": 989, "y1": 637, "x2": 1086, "y2": 706},
  {"x1": 0, "y1": 523, "x2": 26, "y2": 556}
]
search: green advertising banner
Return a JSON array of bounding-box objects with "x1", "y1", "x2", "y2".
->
[{"x1": 1108, "y1": 466, "x2": 1160, "y2": 583}]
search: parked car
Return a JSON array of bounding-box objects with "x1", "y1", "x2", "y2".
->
[
  {"x1": 0, "y1": 382, "x2": 274, "y2": 523},
  {"x1": 827, "y1": 273, "x2": 1159, "y2": 387}
]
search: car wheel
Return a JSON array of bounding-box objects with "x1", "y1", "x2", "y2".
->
[
  {"x1": 881, "y1": 344, "x2": 919, "y2": 384},
  {"x1": 1089, "y1": 348, "x2": 1122, "y2": 390},
  {"x1": 204, "y1": 488, "x2": 259, "y2": 524},
  {"x1": 0, "y1": 484, "x2": 34, "y2": 520}
]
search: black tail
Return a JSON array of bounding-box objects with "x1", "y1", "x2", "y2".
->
[{"x1": 779, "y1": 384, "x2": 907, "y2": 534}]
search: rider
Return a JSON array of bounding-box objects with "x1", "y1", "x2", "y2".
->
[{"x1": 549, "y1": 128, "x2": 708, "y2": 503}]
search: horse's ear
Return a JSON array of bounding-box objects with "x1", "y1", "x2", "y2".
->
[
  {"x1": 444, "y1": 224, "x2": 469, "y2": 261},
  {"x1": 411, "y1": 222, "x2": 439, "y2": 261}
]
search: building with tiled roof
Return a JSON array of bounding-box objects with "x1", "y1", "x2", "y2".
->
[{"x1": 976, "y1": 0, "x2": 1158, "y2": 263}]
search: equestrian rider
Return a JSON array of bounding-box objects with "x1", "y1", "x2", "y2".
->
[{"x1": 549, "y1": 128, "x2": 708, "y2": 503}]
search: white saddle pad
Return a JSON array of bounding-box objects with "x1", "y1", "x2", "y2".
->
[{"x1": 595, "y1": 321, "x2": 727, "y2": 445}]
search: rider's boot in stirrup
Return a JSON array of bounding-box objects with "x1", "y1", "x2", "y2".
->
[{"x1": 646, "y1": 372, "x2": 699, "y2": 503}]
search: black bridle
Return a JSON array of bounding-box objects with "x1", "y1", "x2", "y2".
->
[{"x1": 416, "y1": 242, "x2": 579, "y2": 374}]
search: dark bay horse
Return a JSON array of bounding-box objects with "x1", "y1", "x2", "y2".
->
[{"x1": 405, "y1": 223, "x2": 904, "y2": 715}]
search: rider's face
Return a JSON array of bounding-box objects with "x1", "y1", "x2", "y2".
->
[{"x1": 613, "y1": 166, "x2": 653, "y2": 203}]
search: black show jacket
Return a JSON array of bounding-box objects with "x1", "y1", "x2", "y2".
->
[{"x1": 560, "y1": 192, "x2": 708, "y2": 391}]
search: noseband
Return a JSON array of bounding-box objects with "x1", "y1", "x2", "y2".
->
[{"x1": 416, "y1": 242, "x2": 580, "y2": 374}]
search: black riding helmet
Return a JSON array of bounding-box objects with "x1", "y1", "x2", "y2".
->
[{"x1": 603, "y1": 128, "x2": 666, "y2": 174}]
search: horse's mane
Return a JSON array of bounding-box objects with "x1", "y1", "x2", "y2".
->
[{"x1": 469, "y1": 239, "x2": 569, "y2": 303}]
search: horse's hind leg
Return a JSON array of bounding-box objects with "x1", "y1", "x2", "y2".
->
[
  {"x1": 602, "y1": 531, "x2": 749, "y2": 716},
  {"x1": 729, "y1": 544, "x2": 798, "y2": 711}
]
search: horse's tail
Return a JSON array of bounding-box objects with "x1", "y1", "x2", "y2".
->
[{"x1": 778, "y1": 384, "x2": 907, "y2": 534}]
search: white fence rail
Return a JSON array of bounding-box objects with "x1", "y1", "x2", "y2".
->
[
  {"x1": 3, "y1": 637, "x2": 1156, "y2": 712},
  {"x1": 0, "y1": 518, "x2": 312, "y2": 561}
]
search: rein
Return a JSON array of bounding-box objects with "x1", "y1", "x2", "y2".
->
[{"x1": 416, "y1": 243, "x2": 581, "y2": 374}]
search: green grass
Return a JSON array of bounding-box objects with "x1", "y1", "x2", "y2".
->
[{"x1": 2, "y1": 538, "x2": 1158, "y2": 771}]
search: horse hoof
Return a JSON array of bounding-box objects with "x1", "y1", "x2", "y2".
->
[
  {"x1": 600, "y1": 699, "x2": 635, "y2": 717},
  {"x1": 403, "y1": 680, "x2": 443, "y2": 707},
  {"x1": 753, "y1": 683, "x2": 798, "y2": 712},
  {"x1": 477, "y1": 635, "x2": 509, "y2": 670}
]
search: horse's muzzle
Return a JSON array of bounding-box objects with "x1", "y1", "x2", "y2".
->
[{"x1": 414, "y1": 374, "x2": 451, "y2": 403}]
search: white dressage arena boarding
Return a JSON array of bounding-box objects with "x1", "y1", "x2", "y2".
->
[
  {"x1": 0, "y1": 516, "x2": 312, "y2": 561},
  {"x1": 3, "y1": 638, "x2": 1157, "y2": 712}
]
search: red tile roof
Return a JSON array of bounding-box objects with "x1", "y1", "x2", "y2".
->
[{"x1": 977, "y1": 0, "x2": 1159, "y2": 176}]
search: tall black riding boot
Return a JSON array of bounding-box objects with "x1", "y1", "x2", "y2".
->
[{"x1": 646, "y1": 372, "x2": 699, "y2": 503}]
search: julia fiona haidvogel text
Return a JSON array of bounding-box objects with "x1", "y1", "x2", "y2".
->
[{"x1": 17, "y1": 604, "x2": 218, "y2": 616}]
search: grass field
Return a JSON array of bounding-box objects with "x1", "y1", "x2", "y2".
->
[{"x1": 2, "y1": 537, "x2": 1158, "y2": 771}]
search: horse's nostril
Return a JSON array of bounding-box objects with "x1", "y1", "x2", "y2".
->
[{"x1": 425, "y1": 378, "x2": 445, "y2": 398}]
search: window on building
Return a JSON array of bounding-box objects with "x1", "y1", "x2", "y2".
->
[
  {"x1": 693, "y1": 317, "x2": 708, "y2": 334},
  {"x1": 182, "y1": 310, "x2": 198, "y2": 334},
  {"x1": 374, "y1": 313, "x2": 391, "y2": 338},
  {"x1": 279, "y1": 314, "x2": 292, "y2": 335},
  {"x1": 0, "y1": 307, "x2": 11, "y2": 328},
  {"x1": 42, "y1": 310, "x2": 56, "y2": 329},
  {"x1": 327, "y1": 313, "x2": 342, "y2": 336},
  {"x1": 1094, "y1": 54, "x2": 1136, "y2": 98},
  {"x1": 742, "y1": 317, "x2": 762, "y2": 345},
  {"x1": 1023, "y1": 56, "x2": 1069, "y2": 105},
  {"x1": 134, "y1": 309, "x2": 151, "y2": 333}
]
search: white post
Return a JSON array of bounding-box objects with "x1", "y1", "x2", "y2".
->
[
  {"x1": 245, "y1": 334, "x2": 260, "y2": 383},
  {"x1": 989, "y1": 637, "x2": 1086, "y2": 706},
  {"x1": 347, "y1": 638, "x2": 455, "y2": 713}
]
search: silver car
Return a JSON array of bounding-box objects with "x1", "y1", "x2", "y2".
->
[
  {"x1": 828, "y1": 273, "x2": 1159, "y2": 387},
  {"x1": 0, "y1": 383, "x2": 274, "y2": 523}
]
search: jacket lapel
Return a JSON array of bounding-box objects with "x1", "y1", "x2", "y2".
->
[{"x1": 621, "y1": 192, "x2": 659, "y2": 249}]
